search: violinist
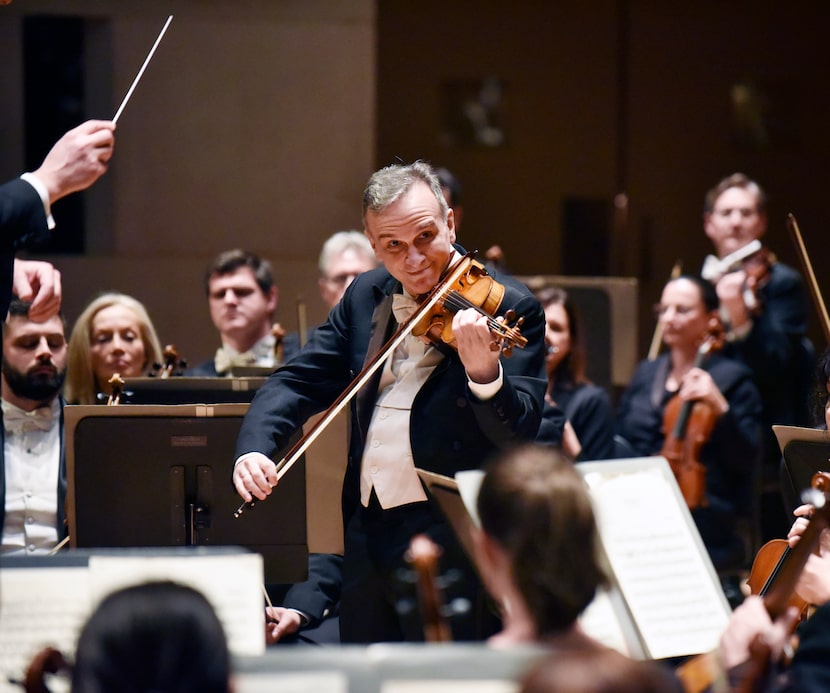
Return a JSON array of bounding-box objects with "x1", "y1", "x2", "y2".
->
[
  {"x1": 233, "y1": 161, "x2": 546, "y2": 644},
  {"x1": 702, "y1": 173, "x2": 813, "y2": 540},
  {"x1": 615, "y1": 275, "x2": 762, "y2": 576}
]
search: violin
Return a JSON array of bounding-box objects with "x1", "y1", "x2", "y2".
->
[
  {"x1": 660, "y1": 330, "x2": 725, "y2": 509},
  {"x1": 701, "y1": 239, "x2": 774, "y2": 317},
  {"x1": 676, "y1": 472, "x2": 830, "y2": 693},
  {"x1": 412, "y1": 255, "x2": 527, "y2": 356},
  {"x1": 234, "y1": 251, "x2": 530, "y2": 518},
  {"x1": 746, "y1": 471, "x2": 830, "y2": 619}
]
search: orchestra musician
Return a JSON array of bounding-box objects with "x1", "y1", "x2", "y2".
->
[
  {"x1": 615, "y1": 275, "x2": 762, "y2": 578},
  {"x1": 186, "y1": 249, "x2": 300, "y2": 376},
  {"x1": 701, "y1": 173, "x2": 814, "y2": 540},
  {"x1": 232, "y1": 161, "x2": 546, "y2": 643},
  {"x1": 473, "y1": 443, "x2": 608, "y2": 648},
  {"x1": 534, "y1": 286, "x2": 615, "y2": 461},
  {"x1": 0, "y1": 300, "x2": 68, "y2": 554},
  {"x1": 317, "y1": 230, "x2": 378, "y2": 311},
  {"x1": 64, "y1": 292, "x2": 163, "y2": 404}
]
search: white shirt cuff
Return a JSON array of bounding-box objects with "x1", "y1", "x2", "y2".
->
[
  {"x1": 468, "y1": 362, "x2": 503, "y2": 400},
  {"x1": 20, "y1": 172, "x2": 55, "y2": 230}
]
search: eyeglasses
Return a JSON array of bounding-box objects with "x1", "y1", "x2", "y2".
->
[{"x1": 323, "y1": 273, "x2": 359, "y2": 287}]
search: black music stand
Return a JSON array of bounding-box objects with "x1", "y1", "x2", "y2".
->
[
  {"x1": 774, "y1": 425, "x2": 830, "y2": 513},
  {"x1": 65, "y1": 403, "x2": 308, "y2": 584},
  {"x1": 118, "y1": 376, "x2": 267, "y2": 405}
]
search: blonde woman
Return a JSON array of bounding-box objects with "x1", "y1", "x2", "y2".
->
[{"x1": 65, "y1": 292, "x2": 162, "y2": 404}]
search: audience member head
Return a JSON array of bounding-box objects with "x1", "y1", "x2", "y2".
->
[
  {"x1": 203, "y1": 249, "x2": 277, "y2": 353},
  {"x1": 65, "y1": 292, "x2": 162, "y2": 404},
  {"x1": 703, "y1": 173, "x2": 768, "y2": 259},
  {"x1": 362, "y1": 162, "x2": 455, "y2": 297},
  {"x1": 434, "y1": 166, "x2": 464, "y2": 229},
  {"x1": 520, "y1": 646, "x2": 683, "y2": 693},
  {"x1": 535, "y1": 286, "x2": 587, "y2": 391},
  {"x1": 475, "y1": 443, "x2": 607, "y2": 644},
  {"x1": 317, "y1": 230, "x2": 377, "y2": 309},
  {"x1": 72, "y1": 580, "x2": 231, "y2": 693},
  {"x1": 2, "y1": 299, "x2": 67, "y2": 410}
]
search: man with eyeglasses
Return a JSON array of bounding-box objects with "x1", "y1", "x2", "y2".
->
[{"x1": 317, "y1": 230, "x2": 378, "y2": 311}]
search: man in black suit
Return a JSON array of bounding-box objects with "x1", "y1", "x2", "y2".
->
[
  {"x1": 233, "y1": 161, "x2": 546, "y2": 643},
  {"x1": 0, "y1": 119, "x2": 115, "y2": 321},
  {"x1": 701, "y1": 173, "x2": 813, "y2": 541},
  {"x1": 186, "y1": 249, "x2": 300, "y2": 376},
  {"x1": 0, "y1": 300, "x2": 68, "y2": 553}
]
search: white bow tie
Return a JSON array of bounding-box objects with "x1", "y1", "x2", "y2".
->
[
  {"x1": 392, "y1": 293, "x2": 420, "y2": 325},
  {"x1": 3, "y1": 405, "x2": 54, "y2": 434},
  {"x1": 214, "y1": 336, "x2": 276, "y2": 374}
]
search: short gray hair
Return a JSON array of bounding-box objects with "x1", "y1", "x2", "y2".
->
[
  {"x1": 318, "y1": 230, "x2": 376, "y2": 275},
  {"x1": 362, "y1": 161, "x2": 448, "y2": 221}
]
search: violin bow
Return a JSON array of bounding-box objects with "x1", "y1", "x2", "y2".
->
[
  {"x1": 787, "y1": 213, "x2": 830, "y2": 345},
  {"x1": 647, "y1": 259, "x2": 683, "y2": 361}
]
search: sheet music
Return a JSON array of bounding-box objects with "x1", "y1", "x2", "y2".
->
[
  {"x1": 0, "y1": 565, "x2": 89, "y2": 691},
  {"x1": 580, "y1": 458, "x2": 731, "y2": 659},
  {"x1": 88, "y1": 552, "x2": 265, "y2": 656}
]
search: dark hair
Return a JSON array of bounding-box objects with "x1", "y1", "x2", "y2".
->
[
  {"x1": 6, "y1": 298, "x2": 67, "y2": 330},
  {"x1": 72, "y1": 581, "x2": 231, "y2": 693},
  {"x1": 811, "y1": 346, "x2": 830, "y2": 427},
  {"x1": 203, "y1": 249, "x2": 274, "y2": 296},
  {"x1": 535, "y1": 285, "x2": 587, "y2": 389},
  {"x1": 667, "y1": 274, "x2": 720, "y2": 313},
  {"x1": 477, "y1": 444, "x2": 607, "y2": 634},
  {"x1": 703, "y1": 172, "x2": 767, "y2": 216},
  {"x1": 434, "y1": 166, "x2": 463, "y2": 207}
]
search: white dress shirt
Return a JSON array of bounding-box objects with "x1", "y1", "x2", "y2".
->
[{"x1": 1, "y1": 399, "x2": 61, "y2": 554}]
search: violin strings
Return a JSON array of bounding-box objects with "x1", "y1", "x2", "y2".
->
[{"x1": 443, "y1": 291, "x2": 520, "y2": 341}]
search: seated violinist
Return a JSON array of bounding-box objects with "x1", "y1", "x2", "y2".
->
[
  {"x1": 615, "y1": 274, "x2": 762, "y2": 576},
  {"x1": 186, "y1": 249, "x2": 299, "y2": 376}
]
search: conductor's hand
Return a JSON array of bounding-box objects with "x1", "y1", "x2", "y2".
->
[
  {"x1": 452, "y1": 307, "x2": 500, "y2": 384},
  {"x1": 34, "y1": 120, "x2": 116, "y2": 203},
  {"x1": 12, "y1": 259, "x2": 61, "y2": 321},
  {"x1": 233, "y1": 452, "x2": 278, "y2": 503},
  {"x1": 265, "y1": 607, "x2": 302, "y2": 644}
]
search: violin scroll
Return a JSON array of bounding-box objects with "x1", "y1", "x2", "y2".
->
[{"x1": 149, "y1": 344, "x2": 187, "y2": 378}]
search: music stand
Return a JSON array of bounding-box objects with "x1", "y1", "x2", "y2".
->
[
  {"x1": 65, "y1": 403, "x2": 308, "y2": 584},
  {"x1": 774, "y1": 425, "x2": 830, "y2": 512},
  {"x1": 119, "y1": 376, "x2": 267, "y2": 405}
]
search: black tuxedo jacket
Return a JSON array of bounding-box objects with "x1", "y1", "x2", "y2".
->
[
  {"x1": 235, "y1": 255, "x2": 546, "y2": 526},
  {"x1": 0, "y1": 397, "x2": 68, "y2": 544},
  {"x1": 0, "y1": 178, "x2": 51, "y2": 318}
]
